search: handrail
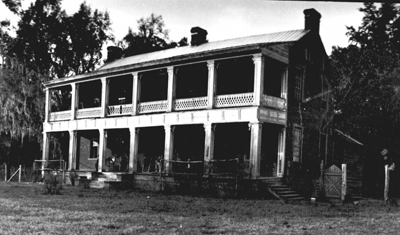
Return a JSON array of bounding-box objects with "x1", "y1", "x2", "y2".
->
[
  {"x1": 215, "y1": 92, "x2": 254, "y2": 108},
  {"x1": 76, "y1": 107, "x2": 101, "y2": 118},
  {"x1": 49, "y1": 110, "x2": 71, "y2": 121},
  {"x1": 138, "y1": 100, "x2": 168, "y2": 114}
]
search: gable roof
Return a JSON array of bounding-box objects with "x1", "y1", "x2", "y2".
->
[{"x1": 100, "y1": 29, "x2": 310, "y2": 71}]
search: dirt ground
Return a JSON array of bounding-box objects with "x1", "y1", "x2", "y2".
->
[{"x1": 0, "y1": 182, "x2": 399, "y2": 235}]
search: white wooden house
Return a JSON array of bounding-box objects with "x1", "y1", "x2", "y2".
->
[{"x1": 42, "y1": 8, "x2": 330, "y2": 196}]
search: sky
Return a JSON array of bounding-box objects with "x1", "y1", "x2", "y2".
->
[{"x1": 0, "y1": 0, "x2": 366, "y2": 55}]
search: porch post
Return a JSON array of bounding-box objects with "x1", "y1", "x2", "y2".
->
[
  {"x1": 71, "y1": 83, "x2": 78, "y2": 120},
  {"x1": 203, "y1": 123, "x2": 216, "y2": 174},
  {"x1": 98, "y1": 129, "x2": 107, "y2": 172},
  {"x1": 68, "y1": 130, "x2": 77, "y2": 170},
  {"x1": 164, "y1": 125, "x2": 175, "y2": 173},
  {"x1": 249, "y1": 122, "x2": 262, "y2": 179},
  {"x1": 100, "y1": 77, "x2": 109, "y2": 117},
  {"x1": 281, "y1": 67, "x2": 288, "y2": 100},
  {"x1": 166, "y1": 67, "x2": 176, "y2": 112},
  {"x1": 277, "y1": 127, "x2": 286, "y2": 177},
  {"x1": 204, "y1": 123, "x2": 216, "y2": 174},
  {"x1": 42, "y1": 132, "x2": 50, "y2": 162},
  {"x1": 44, "y1": 88, "x2": 51, "y2": 122},
  {"x1": 129, "y1": 127, "x2": 139, "y2": 173},
  {"x1": 207, "y1": 61, "x2": 217, "y2": 109},
  {"x1": 132, "y1": 72, "x2": 140, "y2": 115},
  {"x1": 253, "y1": 54, "x2": 265, "y2": 106}
]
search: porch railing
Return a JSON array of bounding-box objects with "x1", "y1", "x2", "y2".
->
[
  {"x1": 76, "y1": 107, "x2": 101, "y2": 119},
  {"x1": 174, "y1": 96, "x2": 208, "y2": 111},
  {"x1": 215, "y1": 92, "x2": 254, "y2": 108},
  {"x1": 138, "y1": 100, "x2": 168, "y2": 114},
  {"x1": 262, "y1": 95, "x2": 286, "y2": 110},
  {"x1": 108, "y1": 104, "x2": 133, "y2": 116},
  {"x1": 49, "y1": 110, "x2": 71, "y2": 121},
  {"x1": 48, "y1": 93, "x2": 287, "y2": 120}
]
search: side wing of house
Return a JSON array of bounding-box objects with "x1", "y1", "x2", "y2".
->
[{"x1": 286, "y1": 32, "x2": 332, "y2": 176}]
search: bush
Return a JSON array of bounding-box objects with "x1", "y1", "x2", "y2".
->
[
  {"x1": 69, "y1": 169, "x2": 77, "y2": 187},
  {"x1": 43, "y1": 171, "x2": 63, "y2": 195}
]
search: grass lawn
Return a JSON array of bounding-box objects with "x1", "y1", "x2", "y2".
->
[{"x1": 0, "y1": 182, "x2": 399, "y2": 235}]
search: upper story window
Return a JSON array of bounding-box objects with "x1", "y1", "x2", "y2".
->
[{"x1": 295, "y1": 68, "x2": 303, "y2": 101}]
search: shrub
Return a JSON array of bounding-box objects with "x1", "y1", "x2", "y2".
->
[
  {"x1": 43, "y1": 171, "x2": 63, "y2": 195},
  {"x1": 69, "y1": 169, "x2": 77, "y2": 187}
]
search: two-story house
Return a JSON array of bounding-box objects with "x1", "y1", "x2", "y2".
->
[{"x1": 42, "y1": 8, "x2": 330, "y2": 196}]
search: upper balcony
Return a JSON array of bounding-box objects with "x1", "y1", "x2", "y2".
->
[{"x1": 48, "y1": 54, "x2": 287, "y2": 122}]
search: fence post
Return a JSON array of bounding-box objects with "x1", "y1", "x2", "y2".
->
[
  {"x1": 319, "y1": 160, "x2": 324, "y2": 195},
  {"x1": 384, "y1": 164, "x2": 389, "y2": 203},
  {"x1": 18, "y1": 165, "x2": 22, "y2": 183},
  {"x1": 4, "y1": 164, "x2": 7, "y2": 182},
  {"x1": 341, "y1": 164, "x2": 347, "y2": 201}
]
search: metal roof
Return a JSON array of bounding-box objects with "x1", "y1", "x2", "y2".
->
[{"x1": 100, "y1": 29, "x2": 310, "y2": 71}]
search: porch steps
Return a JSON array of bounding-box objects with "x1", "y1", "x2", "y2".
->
[
  {"x1": 260, "y1": 178, "x2": 305, "y2": 201},
  {"x1": 86, "y1": 173, "x2": 124, "y2": 189}
]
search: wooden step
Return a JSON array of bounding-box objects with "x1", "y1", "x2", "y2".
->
[{"x1": 89, "y1": 180, "x2": 105, "y2": 189}]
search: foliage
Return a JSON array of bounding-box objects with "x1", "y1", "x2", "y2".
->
[
  {"x1": 43, "y1": 171, "x2": 63, "y2": 194},
  {"x1": 121, "y1": 13, "x2": 188, "y2": 57},
  {"x1": 0, "y1": 0, "x2": 112, "y2": 165},
  {"x1": 11, "y1": 0, "x2": 113, "y2": 79},
  {"x1": 330, "y1": 3, "x2": 400, "y2": 151},
  {"x1": 1, "y1": 0, "x2": 21, "y2": 15}
]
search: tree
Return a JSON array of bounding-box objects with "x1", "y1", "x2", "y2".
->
[
  {"x1": 11, "y1": 0, "x2": 113, "y2": 79},
  {"x1": 0, "y1": 0, "x2": 113, "y2": 166},
  {"x1": 2, "y1": 0, "x2": 21, "y2": 15},
  {"x1": 121, "y1": 13, "x2": 188, "y2": 57},
  {"x1": 330, "y1": 3, "x2": 400, "y2": 152}
]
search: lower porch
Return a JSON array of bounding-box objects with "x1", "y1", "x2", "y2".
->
[{"x1": 44, "y1": 122, "x2": 286, "y2": 179}]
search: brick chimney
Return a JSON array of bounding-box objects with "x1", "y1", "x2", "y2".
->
[
  {"x1": 106, "y1": 46, "x2": 123, "y2": 63},
  {"x1": 190, "y1": 27, "x2": 208, "y2": 46},
  {"x1": 304, "y1": 9, "x2": 321, "y2": 34}
]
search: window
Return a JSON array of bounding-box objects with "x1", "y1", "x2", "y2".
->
[
  {"x1": 292, "y1": 126, "x2": 303, "y2": 162},
  {"x1": 295, "y1": 68, "x2": 303, "y2": 101}
]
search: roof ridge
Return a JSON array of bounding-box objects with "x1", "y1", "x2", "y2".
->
[{"x1": 209, "y1": 28, "x2": 307, "y2": 44}]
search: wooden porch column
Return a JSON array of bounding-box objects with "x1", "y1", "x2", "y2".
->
[
  {"x1": 100, "y1": 77, "x2": 109, "y2": 117},
  {"x1": 207, "y1": 61, "x2": 217, "y2": 109},
  {"x1": 277, "y1": 127, "x2": 286, "y2": 177},
  {"x1": 98, "y1": 129, "x2": 107, "y2": 172},
  {"x1": 253, "y1": 54, "x2": 265, "y2": 106},
  {"x1": 164, "y1": 125, "x2": 175, "y2": 173},
  {"x1": 166, "y1": 67, "x2": 176, "y2": 112},
  {"x1": 70, "y1": 83, "x2": 78, "y2": 120},
  {"x1": 132, "y1": 72, "x2": 140, "y2": 115},
  {"x1": 281, "y1": 67, "x2": 288, "y2": 100},
  {"x1": 129, "y1": 127, "x2": 139, "y2": 173},
  {"x1": 249, "y1": 122, "x2": 262, "y2": 179},
  {"x1": 42, "y1": 132, "x2": 50, "y2": 162},
  {"x1": 68, "y1": 130, "x2": 77, "y2": 170},
  {"x1": 44, "y1": 88, "x2": 51, "y2": 122},
  {"x1": 203, "y1": 123, "x2": 216, "y2": 174}
]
